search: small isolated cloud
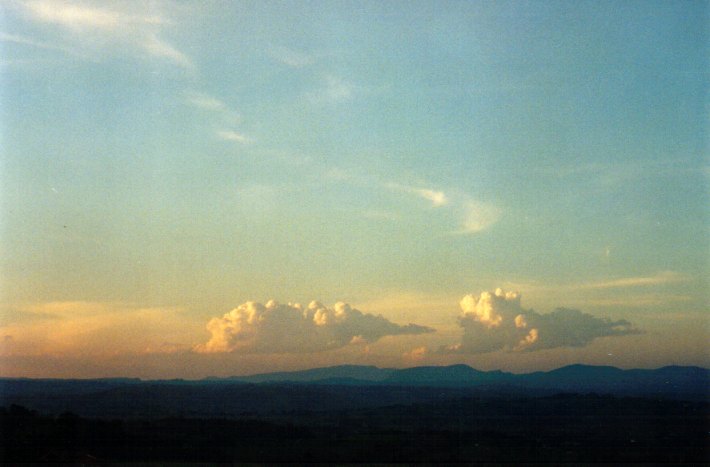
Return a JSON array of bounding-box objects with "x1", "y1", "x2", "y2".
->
[
  {"x1": 309, "y1": 75, "x2": 354, "y2": 104},
  {"x1": 269, "y1": 45, "x2": 314, "y2": 67},
  {"x1": 442, "y1": 288, "x2": 639, "y2": 353},
  {"x1": 194, "y1": 300, "x2": 434, "y2": 353},
  {"x1": 385, "y1": 183, "x2": 500, "y2": 233},
  {"x1": 185, "y1": 91, "x2": 228, "y2": 112},
  {"x1": 387, "y1": 183, "x2": 449, "y2": 208},
  {"x1": 454, "y1": 199, "x2": 502, "y2": 234},
  {"x1": 403, "y1": 346, "x2": 428, "y2": 362},
  {"x1": 417, "y1": 189, "x2": 449, "y2": 207},
  {"x1": 217, "y1": 130, "x2": 251, "y2": 144}
]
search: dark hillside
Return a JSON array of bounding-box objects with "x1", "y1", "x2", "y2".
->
[{"x1": 2, "y1": 394, "x2": 707, "y2": 463}]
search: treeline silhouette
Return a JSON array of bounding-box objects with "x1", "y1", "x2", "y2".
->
[{"x1": 2, "y1": 393, "x2": 707, "y2": 463}]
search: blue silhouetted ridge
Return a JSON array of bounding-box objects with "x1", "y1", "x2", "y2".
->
[{"x1": 383, "y1": 364, "x2": 513, "y2": 385}]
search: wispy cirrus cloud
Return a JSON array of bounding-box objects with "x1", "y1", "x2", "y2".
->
[
  {"x1": 269, "y1": 45, "x2": 315, "y2": 68},
  {"x1": 184, "y1": 91, "x2": 249, "y2": 142},
  {"x1": 21, "y1": 0, "x2": 165, "y2": 29},
  {"x1": 386, "y1": 182, "x2": 501, "y2": 234},
  {"x1": 576, "y1": 271, "x2": 690, "y2": 290},
  {"x1": 387, "y1": 182, "x2": 449, "y2": 207},
  {"x1": 216, "y1": 130, "x2": 251, "y2": 144},
  {"x1": 500, "y1": 271, "x2": 696, "y2": 311},
  {"x1": 506, "y1": 271, "x2": 692, "y2": 294},
  {"x1": 142, "y1": 33, "x2": 192, "y2": 69},
  {"x1": 0, "y1": 31, "x2": 87, "y2": 58},
  {"x1": 308, "y1": 75, "x2": 355, "y2": 104},
  {"x1": 454, "y1": 199, "x2": 502, "y2": 234},
  {"x1": 9, "y1": 0, "x2": 192, "y2": 69},
  {"x1": 185, "y1": 91, "x2": 228, "y2": 112}
]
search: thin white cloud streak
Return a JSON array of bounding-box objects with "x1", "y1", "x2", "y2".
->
[
  {"x1": 0, "y1": 31, "x2": 87, "y2": 58},
  {"x1": 184, "y1": 91, "x2": 248, "y2": 142},
  {"x1": 217, "y1": 130, "x2": 251, "y2": 144},
  {"x1": 580, "y1": 294, "x2": 693, "y2": 307},
  {"x1": 384, "y1": 181, "x2": 501, "y2": 234},
  {"x1": 142, "y1": 33, "x2": 192, "y2": 69},
  {"x1": 184, "y1": 91, "x2": 228, "y2": 112},
  {"x1": 12, "y1": 0, "x2": 193, "y2": 69},
  {"x1": 23, "y1": 1, "x2": 123, "y2": 30},
  {"x1": 269, "y1": 45, "x2": 314, "y2": 68},
  {"x1": 386, "y1": 182, "x2": 449, "y2": 207},
  {"x1": 194, "y1": 300, "x2": 434, "y2": 354},
  {"x1": 505, "y1": 271, "x2": 692, "y2": 293},
  {"x1": 313, "y1": 167, "x2": 500, "y2": 235},
  {"x1": 417, "y1": 189, "x2": 449, "y2": 207},
  {"x1": 577, "y1": 271, "x2": 690, "y2": 290},
  {"x1": 22, "y1": 0, "x2": 167, "y2": 30}
]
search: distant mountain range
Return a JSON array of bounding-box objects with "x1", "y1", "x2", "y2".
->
[
  {"x1": 212, "y1": 363, "x2": 709, "y2": 396},
  {"x1": 1, "y1": 364, "x2": 707, "y2": 418}
]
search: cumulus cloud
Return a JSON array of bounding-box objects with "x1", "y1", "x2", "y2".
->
[
  {"x1": 442, "y1": 289, "x2": 639, "y2": 353},
  {"x1": 194, "y1": 300, "x2": 434, "y2": 353}
]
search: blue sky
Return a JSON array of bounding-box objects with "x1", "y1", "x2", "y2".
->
[{"x1": 0, "y1": 0, "x2": 707, "y2": 378}]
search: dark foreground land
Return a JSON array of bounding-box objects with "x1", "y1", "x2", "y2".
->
[{"x1": 2, "y1": 392, "x2": 708, "y2": 464}]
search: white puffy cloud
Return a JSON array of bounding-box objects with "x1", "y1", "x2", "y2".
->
[
  {"x1": 194, "y1": 300, "x2": 434, "y2": 353},
  {"x1": 443, "y1": 288, "x2": 639, "y2": 353}
]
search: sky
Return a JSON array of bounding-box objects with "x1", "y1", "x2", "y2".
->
[{"x1": 0, "y1": 0, "x2": 707, "y2": 379}]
